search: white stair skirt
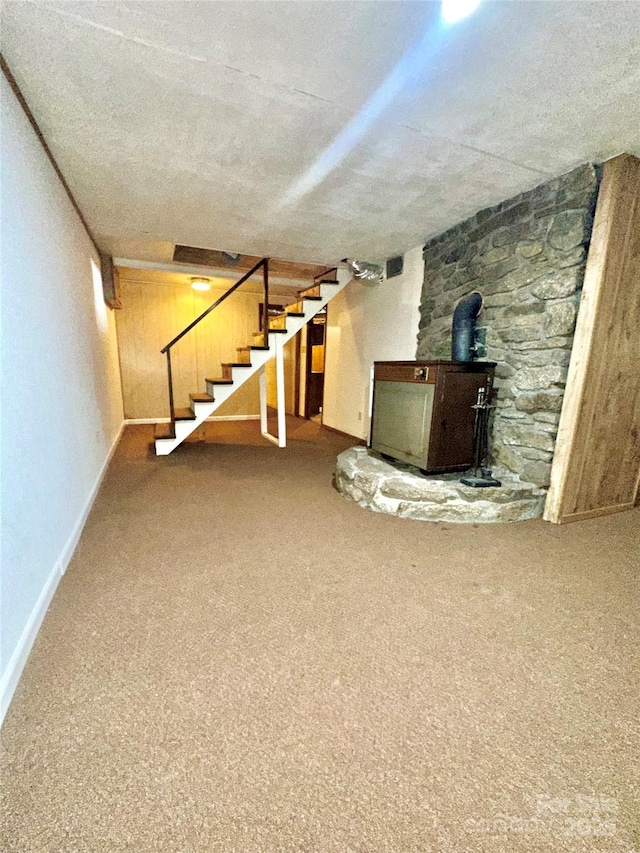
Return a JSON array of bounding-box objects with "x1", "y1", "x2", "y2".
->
[{"x1": 260, "y1": 336, "x2": 286, "y2": 448}]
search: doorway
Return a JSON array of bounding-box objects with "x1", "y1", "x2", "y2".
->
[{"x1": 304, "y1": 310, "x2": 326, "y2": 420}]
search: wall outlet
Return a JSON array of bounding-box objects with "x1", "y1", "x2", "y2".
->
[{"x1": 358, "y1": 411, "x2": 362, "y2": 421}]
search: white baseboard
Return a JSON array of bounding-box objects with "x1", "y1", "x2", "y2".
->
[
  {"x1": 0, "y1": 421, "x2": 125, "y2": 726},
  {"x1": 59, "y1": 422, "x2": 125, "y2": 573},
  {"x1": 0, "y1": 559, "x2": 62, "y2": 725},
  {"x1": 125, "y1": 415, "x2": 261, "y2": 424}
]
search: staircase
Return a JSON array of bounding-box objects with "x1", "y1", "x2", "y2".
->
[{"x1": 154, "y1": 262, "x2": 347, "y2": 455}]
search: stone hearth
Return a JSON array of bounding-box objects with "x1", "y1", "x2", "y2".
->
[{"x1": 336, "y1": 447, "x2": 546, "y2": 524}]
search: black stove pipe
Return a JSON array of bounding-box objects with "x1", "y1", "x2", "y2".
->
[{"x1": 452, "y1": 291, "x2": 483, "y2": 362}]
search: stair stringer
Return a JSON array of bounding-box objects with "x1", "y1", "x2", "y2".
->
[{"x1": 154, "y1": 279, "x2": 348, "y2": 455}]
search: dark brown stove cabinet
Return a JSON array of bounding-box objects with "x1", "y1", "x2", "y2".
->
[{"x1": 370, "y1": 360, "x2": 496, "y2": 473}]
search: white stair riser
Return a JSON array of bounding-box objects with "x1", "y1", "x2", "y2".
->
[
  {"x1": 175, "y1": 420, "x2": 197, "y2": 440},
  {"x1": 205, "y1": 383, "x2": 233, "y2": 400},
  {"x1": 155, "y1": 404, "x2": 214, "y2": 453}
]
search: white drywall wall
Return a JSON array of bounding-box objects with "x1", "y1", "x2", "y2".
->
[
  {"x1": 0, "y1": 74, "x2": 124, "y2": 722},
  {"x1": 323, "y1": 246, "x2": 424, "y2": 440}
]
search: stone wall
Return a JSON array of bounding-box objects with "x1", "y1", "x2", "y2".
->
[{"x1": 416, "y1": 165, "x2": 600, "y2": 488}]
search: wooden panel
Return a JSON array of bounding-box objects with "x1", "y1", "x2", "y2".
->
[
  {"x1": 311, "y1": 343, "x2": 325, "y2": 374},
  {"x1": 372, "y1": 360, "x2": 494, "y2": 384},
  {"x1": 545, "y1": 154, "x2": 640, "y2": 523},
  {"x1": 374, "y1": 363, "x2": 436, "y2": 384},
  {"x1": 172, "y1": 245, "x2": 329, "y2": 282},
  {"x1": 427, "y1": 370, "x2": 489, "y2": 472},
  {"x1": 115, "y1": 279, "x2": 262, "y2": 419},
  {"x1": 265, "y1": 336, "x2": 297, "y2": 415},
  {"x1": 192, "y1": 290, "x2": 261, "y2": 418}
]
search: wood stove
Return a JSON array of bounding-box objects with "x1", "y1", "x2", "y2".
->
[{"x1": 370, "y1": 360, "x2": 496, "y2": 473}]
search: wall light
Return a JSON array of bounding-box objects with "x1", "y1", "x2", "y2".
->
[
  {"x1": 441, "y1": 0, "x2": 481, "y2": 24},
  {"x1": 191, "y1": 277, "x2": 211, "y2": 292}
]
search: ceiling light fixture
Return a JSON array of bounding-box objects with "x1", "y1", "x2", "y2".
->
[
  {"x1": 191, "y1": 277, "x2": 211, "y2": 291},
  {"x1": 441, "y1": 0, "x2": 481, "y2": 24}
]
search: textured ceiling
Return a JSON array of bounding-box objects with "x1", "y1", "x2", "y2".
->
[{"x1": 2, "y1": 1, "x2": 640, "y2": 265}]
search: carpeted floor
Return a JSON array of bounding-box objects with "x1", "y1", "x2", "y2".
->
[{"x1": 1, "y1": 420, "x2": 638, "y2": 853}]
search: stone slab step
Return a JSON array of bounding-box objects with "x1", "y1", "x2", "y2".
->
[{"x1": 335, "y1": 447, "x2": 547, "y2": 524}]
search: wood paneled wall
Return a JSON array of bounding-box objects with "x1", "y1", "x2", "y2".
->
[
  {"x1": 545, "y1": 154, "x2": 640, "y2": 523},
  {"x1": 265, "y1": 335, "x2": 298, "y2": 415},
  {"x1": 116, "y1": 279, "x2": 262, "y2": 419}
]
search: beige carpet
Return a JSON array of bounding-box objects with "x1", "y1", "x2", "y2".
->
[{"x1": 2, "y1": 420, "x2": 638, "y2": 853}]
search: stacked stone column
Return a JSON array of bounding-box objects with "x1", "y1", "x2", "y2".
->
[{"x1": 416, "y1": 164, "x2": 599, "y2": 487}]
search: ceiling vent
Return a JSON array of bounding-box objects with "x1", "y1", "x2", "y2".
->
[{"x1": 386, "y1": 255, "x2": 404, "y2": 278}]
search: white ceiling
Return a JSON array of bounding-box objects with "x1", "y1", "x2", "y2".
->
[{"x1": 3, "y1": 1, "x2": 640, "y2": 265}]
